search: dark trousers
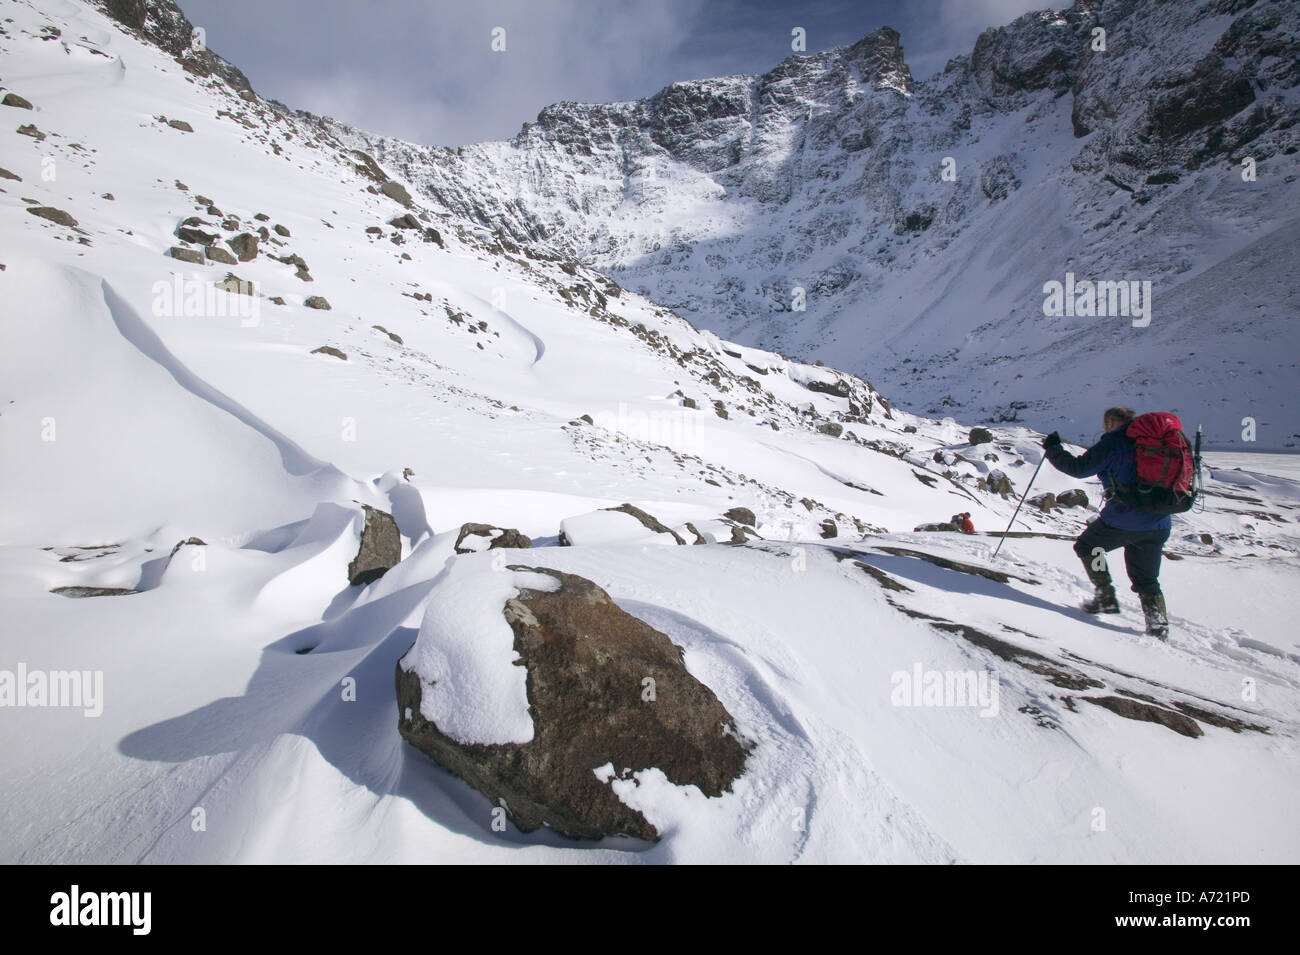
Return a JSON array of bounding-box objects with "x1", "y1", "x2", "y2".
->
[{"x1": 1072, "y1": 520, "x2": 1169, "y2": 596}]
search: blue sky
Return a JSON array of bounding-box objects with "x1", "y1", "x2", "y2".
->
[{"x1": 177, "y1": 0, "x2": 1051, "y2": 146}]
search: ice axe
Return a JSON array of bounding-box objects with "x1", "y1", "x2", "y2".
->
[{"x1": 991, "y1": 455, "x2": 1046, "y2": 559}]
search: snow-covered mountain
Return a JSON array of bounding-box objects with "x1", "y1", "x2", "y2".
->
[
  {"x1": 346, "y1": 0, "x2": 1300, "y2": 447},
  {"x1": 1, "y1": 0, "x2": 1298, "y2": 863}
]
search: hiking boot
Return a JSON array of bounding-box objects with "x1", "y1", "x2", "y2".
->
[
  {"x1": 1081, "y1": 587, "x2": 1120, "y2": 614},
  {"x1": 1079, "y1": 557, "x2": 1119, "y2": 614},
  {"x1": 1140, "y1": 592, "x2": 1169, "y2": 640}
]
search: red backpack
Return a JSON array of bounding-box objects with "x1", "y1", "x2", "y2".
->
[{"x1": 1123, "y1": 412, "x2": 1198, "y2": 514}]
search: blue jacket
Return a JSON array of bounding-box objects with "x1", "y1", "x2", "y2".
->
[{"x1": 1044, "y1": 424, "x2": 1172, "y2": 531}]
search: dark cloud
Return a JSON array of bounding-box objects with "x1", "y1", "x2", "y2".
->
[{"x1": 176, "y1": 0, "x2": 1053, "y2": 146}]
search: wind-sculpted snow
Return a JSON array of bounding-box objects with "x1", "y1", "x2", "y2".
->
[{"x1": 0, "y1": 0, "x2": 1297, "y2": 864}]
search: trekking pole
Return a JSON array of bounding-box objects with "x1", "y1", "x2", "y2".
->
[
  {"x1": 991, "y1": 455, "x2": 1046, "y2": 559},
  {"x1": 1193, "y1": 424, "x2": 1204, "y2": 512}
]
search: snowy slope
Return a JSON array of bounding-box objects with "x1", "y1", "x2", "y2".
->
[{"x1": 0, "y1": 0, "x2": 1297, "y2": 864}]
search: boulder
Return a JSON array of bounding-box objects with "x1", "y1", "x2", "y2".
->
[
  {"x1": 311, "y1": 345, "x2": 347, "y2": 360},
  {"x1": 1056, "y1": 488, "x2": 1089, "y2": 508},
  {"x1": 388, "y1": 213, "x2": 421, "y2": 230},
  {"x1": 2, "y1": 92, "x2": 34, "y2": 110},
  {"x1": 226, "y1": 232, "x2": 258, "y2": 261},
  {"x1": 273, "y1": 223, "x2": 290, "y2": 237},
  {"x1": 347, "y1": 505, "x2": 400, "y2": 586},
  {"x1": 0, "y1": 167, "x2": 21, "y2": 181},
  {"x1": 817, "y1": 422, "x2": 844, "y2": 438},
  {"x1": 214, "y1": 272, "x2": 254, "y2": 295},
  {"x1": 381, "y1": 180, "x2": 413, "y2": 206},
  {"x1": 351, "y1": 150, "x2": 388, "y2": 183},
  {"x1": 969, "y1": 427, "x2": 994, "y2": 445},
  {"x1": 729, "y1": 524, "x2": 759, "y2": 543},
  {"x1": 177, "y1": 226, "x2": 217, "y2": 245},
  {"x1": 167, "y1": 119, "x2": 194, "y2": 132},
  {"x1": 980, "y1": 469, "x2": 1014, "y2": 498},
  {"x1": 168, "y1": 246, "x2": 204, "y2": 264},
  {"x1": 453, "y1": 523, "x2": 533, "y2": 554},
  {"x1": 805, "y1": 378, "x2": 851, "y2": 398},
  {"x1": 820, "y1": 519, "x2": 838, "y2": 539},
  {"x1": 204, "y1": 245, "x2": 237, "y2": 265},
  {"x1": 17, "y1": 123, "x2": 45, "y2": 140},
  {"x1": 723, "y1": 507, "x2": 756, "y2": 527},
  {"x1": 50, "y1": 586, "x2": 139, "y2": 598},
  {"x1": 304, "y1": 296, "x2": 331, "y2": 310},
  {"x1": 26, "y1": 206, "x2": 77, "y2": 227},
  {"x1": 1028, "y1": 491, "x2": 1057, "y2": 512},
  {"x1": 395, "y1": 566, "x2": 750, "y2": 839}
]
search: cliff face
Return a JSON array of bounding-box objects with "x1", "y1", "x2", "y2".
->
[
  {"x1": 98, "y1": 0, "x2": 254, "y2": 93},
  {"x1": 335, "y1": 0, "x2": 1298, "y2": 440}
]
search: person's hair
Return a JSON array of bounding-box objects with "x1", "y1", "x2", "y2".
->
[{"x1": 1103, "y1": 406, "x2": 1136, "y2": 425}]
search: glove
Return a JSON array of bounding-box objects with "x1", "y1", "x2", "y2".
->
[{"x1": 1042, "y1": 431, "x2": 1062, "y2": 449}]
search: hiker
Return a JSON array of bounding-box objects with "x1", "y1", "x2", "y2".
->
[{"x1": 1042, "y1": 407, "x2": 1170, "y2": 638}]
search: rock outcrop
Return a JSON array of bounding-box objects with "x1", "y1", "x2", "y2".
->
[
  {"x1": 396, "y1": 566, "x2": 750, "y2": 840},
  {"x1": 453, "y1": 523, "x2": 532, "y2": 554},
  {"x1": 347, "y1": 505, "x2": 400, "y2": 585}
]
